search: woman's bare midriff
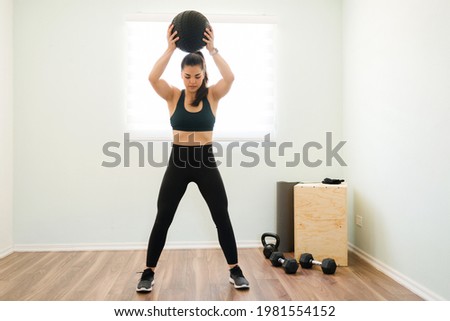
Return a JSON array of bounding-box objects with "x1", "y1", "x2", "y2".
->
[{"x1": 173, "y1": 130, "x2": 213, "y2": 146}]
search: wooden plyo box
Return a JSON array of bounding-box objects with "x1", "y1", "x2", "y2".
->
[{"x1": 294, "y1": 183, "x2": 348, "y2": 266}]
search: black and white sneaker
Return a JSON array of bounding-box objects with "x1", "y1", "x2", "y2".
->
[
  {"x1": 136, "y1": 268, "x2": 155, "y2": 293},
  {"x1": 229, "y1": 265, "x2": 250, "y2": 289}
]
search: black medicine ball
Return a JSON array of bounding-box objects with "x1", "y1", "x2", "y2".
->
[{"x1": 171, "y1": 10, "x2": 210, "y2": 53}]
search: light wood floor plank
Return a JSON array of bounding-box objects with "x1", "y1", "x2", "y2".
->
[{"x1": 0, "y1": 248, "x2": 423, "y2": 301}]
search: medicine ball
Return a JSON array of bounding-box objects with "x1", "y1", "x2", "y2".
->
[{"x1": 171, "y1": 10, "x2": 210, "y2": 53}]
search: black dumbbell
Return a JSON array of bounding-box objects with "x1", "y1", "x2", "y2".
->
[
  {"x1": 261, "y1": 232, "x2": 280, "y2": 259},
  {"x1": 299, "y1": 253, "x2": 337, "y2": 275},
  {"x1": 269, "y1": 252, "x2": 299, "y2": 274}
]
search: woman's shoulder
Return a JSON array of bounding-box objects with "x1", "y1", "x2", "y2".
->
[
  {"x1": 173, "y1": 87, "x2": 182, "y2": 95},
  {"x1": 170, "y1": 87, "x2": 183, "y2": 102},
  {"x1": 205, "y1": 87, "x2": 219, "y2": 113},
  {"x1": 206, "y1": 86, "x2": 218, "y2": 102},
  {"x1": 167, "y1": 87, "x2": 183, "y2": 115}
]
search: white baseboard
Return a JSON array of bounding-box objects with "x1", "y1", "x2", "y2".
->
[
  {"x1": 166, "y1": 240, "x2": 261, "y2": 249},
  {"x1": 0, "y1": 246, "x2": 14, "y2": 259},
  {"x1": 13, "y1": 243, "x2": 146, "y2": 252},
  {"x1": 348, "y1": 243, "x2": 446, "y2": 301},
  {"x1": 13, "y1": 240, "x2": 261, "y2": 252}
]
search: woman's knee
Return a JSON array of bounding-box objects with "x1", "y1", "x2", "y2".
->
[
  {"x1": 212, "y1": 211, "x2": 233, "y2": 229},
  {"x1": 153, "y1": 210, "x2": 175, "y2": 229}
]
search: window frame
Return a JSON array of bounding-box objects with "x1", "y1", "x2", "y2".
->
[{"x1": 125, "y1": 13, "x2": 278, "y2": 142}]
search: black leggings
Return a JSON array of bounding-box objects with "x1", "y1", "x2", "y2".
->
[{"x1": 146, "y1": 144, "x2": 238, "y2": 267}]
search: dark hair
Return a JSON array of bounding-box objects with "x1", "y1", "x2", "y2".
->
[{"x1": 181, "y1": 51, "x2": 208, "y2": 107}]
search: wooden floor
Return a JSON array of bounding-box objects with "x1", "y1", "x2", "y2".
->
[{"x1": 0, "y1": 248, "x2": 423, "y2": 301}]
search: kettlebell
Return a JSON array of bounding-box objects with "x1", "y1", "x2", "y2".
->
[{"x1": 261, "y1": 232, "x2": 281, "y2": 259}]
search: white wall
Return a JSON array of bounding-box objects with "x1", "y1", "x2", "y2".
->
[
  {"x1": 9, "y1": 0, "x2": 450, "y2": 301},
  {"x1": 0, "y1": 0, "x2": 13, "y2": 258},
  {"x1": 343, "y1": 0, "x2": 450, "y2": 300},
  {"x1": 0, "y1": 0, "x2": 14, "y2": 258},
  {"x1": 13, "y1": 0, "x2": 343, "y2": 248}
]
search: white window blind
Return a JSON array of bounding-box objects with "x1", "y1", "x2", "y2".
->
[{"x1": 126, "y1": 14, "x2": 277, "y2": 141}]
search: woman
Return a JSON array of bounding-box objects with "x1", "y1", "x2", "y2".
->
[{"x1": 136, "y1": 25, "x2": 249, "y2": 292}]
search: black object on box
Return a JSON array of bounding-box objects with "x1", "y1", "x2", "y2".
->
[{"x1": 322, "y1": 178, "x2": 345, "y2": 185}]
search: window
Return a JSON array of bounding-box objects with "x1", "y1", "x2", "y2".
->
[{"x1": 126, "y1": 14, "x2": 276, "y2": 141}]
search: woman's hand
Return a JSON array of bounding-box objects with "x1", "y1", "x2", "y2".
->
[
  {"x1": 203, "y1": 27, "x2": 215, "y2": 54},
  {"x1": 167, "y1": 24, "x2": 179, "y2": 52}
]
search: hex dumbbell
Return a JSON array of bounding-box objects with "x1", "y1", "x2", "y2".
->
[
  {"x1": 269, "y1": 252, "x2": 299, "y2": 274},
  {"x1": 299, "y1": 253, "x2": 337, "y2": 275},
  {"x1": 261, "y1": 232, "x2": 280, "y2": 259}
]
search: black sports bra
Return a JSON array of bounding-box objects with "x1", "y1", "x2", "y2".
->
[{"x1": 170, "y1": 90, "x2": 215, "y2": 131}]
